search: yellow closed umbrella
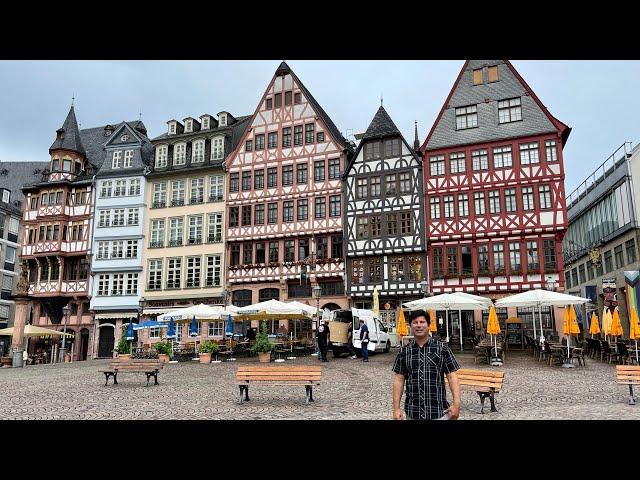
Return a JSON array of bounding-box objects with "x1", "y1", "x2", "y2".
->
[
  {"x1": 396, "y1": 307, "x2": 409, "y2": 337},
  {"x1": 429, "y1": 309, "x2": 437, "y2": 333},
  {"x1": 629, "y1": 307, "x2": 640, "y2": 364},
  {"x1": 589, "y1": 312, "x2": 600, "y2": 337},
  {"x1": 602, "y1": 308, "x2": 612, "y2": 339},
  {"x1": 562, "y1": 306, "x2": 570, "y2": 335},
  {"x1": 372, "y1": 287, "x2": 380, "y2": 318},
  {"x1": 487, "y1": 306, "x2": 501, "y2": 364},
  {"x1": 611, "y1": 307, "x2": 623, "y2": 339},
  {"x1": 563, "y1": 305, "x2": 581, "y2": 366}
]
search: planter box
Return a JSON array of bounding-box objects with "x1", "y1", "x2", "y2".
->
[{"x1": 199, "y1": 353, "x2": 212, "y2": 364}]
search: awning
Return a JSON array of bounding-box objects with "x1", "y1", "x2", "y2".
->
[
  {"x1": 95, "y1": 312, "x2": 138, "y2": 320},
  {"x1": 144, "y1": 308, "x2": 176, "y2": 316}
]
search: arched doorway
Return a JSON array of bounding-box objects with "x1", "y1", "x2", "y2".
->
[
  {"x1": 322, "y1": 303, "x2": 341, "y2": 311},
  {"x1": 98, "y1": 325, "x2": 115, "y2": 358},
  {"x1": 79, "y1": 328, "x2": 89, "y2": 361},
  {"x1": 59, "y1": 328, "x2": 75, "y2": 358}
]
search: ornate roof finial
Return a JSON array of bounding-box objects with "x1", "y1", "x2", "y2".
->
[
  {"x1": 414, "y1": 120, "x2": 420, "y2": 151},
  {"x1": 139, "y1": 111, "x2": 142, "y2": 121},
  {"x1": 380, "y1": 93, "x2": 383, "y2": 107},
  {"x1": 71, "y1": 94, "x2": 75, "y2": 107}
]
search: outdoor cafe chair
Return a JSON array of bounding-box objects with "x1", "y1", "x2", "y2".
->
[
  {"x1": 543, "y1": 341, "x2": 564, "y2": 366},
  {"x1": 601, "y1": 341, "x2": 622, "y2": 364},
  {"x1": 590, "y1": 339, "x2": 602, "y2": 360},
  {"x1": 617, "y1": 342, "x2": 631, "y2": 365}
]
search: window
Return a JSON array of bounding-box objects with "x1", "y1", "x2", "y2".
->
[
  {"x1": 112, "y1": 151, "x2": 122, "y2": 169},
  {"x1": 450, "y1": 152, "x2": 466, "y2": 174},
  {"x1": 522, "y1": 187, "x2": 534, "y2": 211},
  {"x1": 473, "y1": 68, "x2": 483, "y2": 85},
  {"x1": 98, "y1": 210, "x2": 110, "y2": 228},
  {"x1": 150, "y1": 219, "x2": 165, "y2": 247},
  {"x1": 509, "y1": 243, "x2": 522, "y2": 273},
  {"x1": 587, "y1": 260, "x2": 594, "y2": 280},
  {"x1": 539, "y1": 185, "x2": 552, "y2": 209},
  {"x1": 526, "y1": 240, "x2": 539, "y2": 272},
  {"x1": 111, "y1": 241, "x2": 124, "y2": 259},
  {"x1": 519, "y1": 142, "x2": 539, "y2": 165},
  {"x1": 505, "y1": 188, "x2": 517, "y2": 213},
  {"x1": 269, "y1": 241, "x2": 279, "y2": 263},
  {"x1": 241, "y1": 206, "x2": 252, "y2": 226},
  {"x1": 370, "y1": 215, "x2": 381, "y2": 237},
  {"x1": 430, "y1": 197, "x2": 440, "y2": 220},
  {"x1": 447, "y1": 247, "x2": 458, "y2": 275},
  {"x1": 202, "y1": 117, "x2": 210, "y2": 129},
  {"x1": 127, "y1": 208, "x2": 138, "y2": 226},
  {"x1": 545, "y1": 140, "x2": 558, "y2": 162},
  {"x1": 282, "y1": 165, "x2": 293, "y2": 186},
  {"x1": 386, "y1": 174, "x2": 397, "y2": 195},
  {"x1": 230, "y1": 244, "x2": 240, "y2": 266},
  {"x1": 391, "y1": 256, "x2": 405, "y2": 281},
  {"x1": 385, "y1": 138, "x2": 401, "y2": 157},
  {"x1": 565, "y1": 271, "x2": 572, "y2": 289},
  {"x1": 167, "y1": 257, "x2": 182, "y2": 289},
  {"x1": 219, "y1": 114, "x2": 227, "y2": 127},
  {"x1": 274, "y1": 93, "x2": 282, "y2": 108},
  {"x1": 245, "y1": 139, "x2": 253, "y2": 152},
  {"x1": 314, "y1": 160, "x2": 325, "y2": 182},
  {"x1": 493, "y1": 146, "x2": 512, "y2": 168},
  {"x1": 329, "y1": 196, "x2": 341, "y2": 217},
  {"x1": 457, "y1": 194, "x2": 469, "y2": 217},
  {"x1": 207, "y1": 213, "x2": 223, "y2": 242},
  {"x1": 488, "y1": 190, "x2": 501, "y2": 214},
  {"x1": 282, "y1": 127, "x2": 292, "y2": 148},
  {"x1": 126, "y1": 240, "x2": 138, "y2": 258},
  {"x1": 100, "y1": 181, "x2": 112, "y2": 198},
  {"x1": 572, "y1": 268, "x2": 578, "y2": 286},
  {"x1": 432, "y1": 247, "x2": 444, "y2": 276},
  {"x1": 478, "y1": 244, "x2": 490, "y2": 274},
  {"x1": 169, "y1": 217, "x2": 184, "y2": 246},
  {"x1": 498, "y1": 97, "x2": 522, "y2": 123},
  {"x1": 317, "y1": 132, "x2": 325, "y2": 143},
  {"x1": 254, "y1": 204, "x2": 265, "y2": 225},
  {"x1": 615, "y1": 244, "x2": 624, "y2": 269},
  {"x1": 298, "y1": 239, "x2": 309, "y2": 261},
  {"x1": 370, "y1": 176, "x2": 381, "y2": 197},
  {"x1": 283, "y1": 201, "x2": 293, "y2": 222},
  {"x1": 112, "y1": 209, "x2": 125, "y2": 226},
  {"x1": 443, "y1": 195, "x2": 454, "y2": 218},
  {"x1": 493, "y1": 243, "x2": 505, "y2": 272},
  {"x1": 152, "y1": 182, "x2": 167, "y2": 207},
  {"x1": 357, "y1": 217, "x2": 368, "y2": 239},
  {"x1": 265, "y1": 98, "x2": 272, "y2": 110},
  {"x1": 430, "y1": 155, "x2": 445, "y2": 176},
  {"x1": 124, "y1": 150, "x2": 134, "y2": 168},
  {"x1": 474, "y1": 192, "x2": 486, "y2": 215},
  {"x1": 315, "y1": 197, "x2": 326, "y2": 219},
  {"x1": 173, "y1": 143, "x2": 186, "y2": 165},
  {"x1": 230, "y1": 173, "x2": 239, "y2": 193},
  {"x1": 114, "y1": 180, "x2": 126, "y2": 196},
  {"x1": 212, "y1": 137, "x2": 224, "y2": 160},
  {"x1": 148, "y1": 260, "x2": 162, "y2": 290},
  {"x1": 386, "y1": 213, "x2": 397, "y2": 235},
  {"x1": 455, "y1": 105, "x2": 478, "y2": 130},
  {"x1": 266, "y1": 167, "x2": 277, "y2": 188},
  {"x1": 297, "y1": 163, "x2": 308, "y2": 184},
  {"x1": 626, "y1": 239, "x2": 636, "y2": 264},
  {"x1": 356, "y1": 178, "x2": 368, "y2": 199},
  {"x1": 305, "y1": 123, "x2": 315, "y2": 144},
  {"x1": 399, "y1": 172, "x2": 412, "y2": 193},
  {"x1": 284, "y1": 91, "x2": 292, "y2": 105},
  {"x1": 62, "y1": 159, "x2": 72, "y2": 172},
  {"x1": 97, "y1": 241, "x2": 109, "y2": 259},
  {"x1": 170, "y1": 180, "x2": 185, "y2": 206},
  {"x1": 189, "y1": 178, "x2": 204, "y2": 204},
  {"x1": 268, "y1": 203, "x2": 278, "y2": 224},
  {"x1": 208, "y1": 321, "x2": 224, "y2": 337},
  {"x1": 255, "y1": 134, "x2": 265, "y2": 151},
  {"x1": 268, "y1": 132, "x2": 278, "y2": 149},
  {"x1": 241, "y1": 171, "x2": 251, "y2": 191},
  {"x1": 365, "y1": 142, "x2": 381, "y2": 160},
  {"x1": 284, "y1": 240, "x2": 295, "y2": 262},
  {"x1": 297, "y1": 199, "x2": 308, "y2": 220},
  {"x1": 328, "y1": 158, "x2": 340, "y2": 179},
  {"x1": 206, "y1": 255, "x2": 222, "y2": 287},
  {"x1": 155, "y1": 145, "x2": 168, "y2": 167},
  {"x1": 488, "y1": 65, "x2": 499, "y2": 82},
  {"x1": 129, "y1": 179, "x2": 141, "y2": 196},
  {"x1": 579, "y1": 264, "x2": 586, "y2": 284},
  {"x1": 294, "y1": 125, "x2": 303, "y2": 146},
  {"x1": 192, "y1": 140, "x2": 205, "y2": 163},
  {"x1": 331, "y1": 234, "x2": 343, "y2": 258},
  {"x1": 400, "y1": 212, "x2": 412, "y2": 235},
  {"x1": 294, "y1": 92, "x2": 301, "y2": 104},
  {"x1": 209, "y1": 175, "x2": 224, "y2": 201},
  {"x1": 186, "y1": 257, "x2": 201, "y2": 288},
  {"x1": 367, "y1": 257, "x2": 382, "y2": 282},
  {"x1": 97, "y1": 275, "x2": 110, "y2": 296}
]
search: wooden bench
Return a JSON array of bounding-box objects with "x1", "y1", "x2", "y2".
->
[
  {"x1": 616, "y1": 365, "x2": 640, "y2": 405},
  {"x1": 99, "y1": 359, "x2": 164, "y2": 386},
  {"x1": 236, "y1": 365, "x2": 322, "y2": 405},
  {"x1": 447, "y1": 368, "x2": 505, "y2": 414}
]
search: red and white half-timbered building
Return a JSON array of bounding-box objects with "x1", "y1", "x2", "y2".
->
[
  {"x1": 225, "y1": 62, "x2": 352, "y2": 314},
  {"x1": 420, "y1": 60, "x2": 571, "y2": 338}
]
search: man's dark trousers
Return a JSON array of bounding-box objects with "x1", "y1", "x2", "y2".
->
[{"x1": 318, "y1": 339, "x2": 328, "y2": 361}]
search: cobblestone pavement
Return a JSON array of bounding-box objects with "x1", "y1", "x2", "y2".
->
[{"x1": 0, "y1": 350, "x2": 638, "y2": 420}]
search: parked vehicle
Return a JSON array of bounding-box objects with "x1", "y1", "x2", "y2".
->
[{"x1": 328, "y1": 308, "x2": 391, "y2": 358}]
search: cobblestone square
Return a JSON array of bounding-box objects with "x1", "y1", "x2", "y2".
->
[{"x1": 1, "y1": 350, "x2": 637, "y2": 420}]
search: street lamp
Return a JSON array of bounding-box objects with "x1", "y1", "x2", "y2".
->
[
  {"x1": 420, "y1": 279, "x2": 429, "y2": 298},
  {"x1": 313, "y1": 285, "x2": 322, "y2": 356},
  {"x1": 58, "y1": 304, "x2": 70, "y2": 363}
]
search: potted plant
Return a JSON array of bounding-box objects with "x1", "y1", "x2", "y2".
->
[
  {"x1": 251, "y1": 321, "x2": 274, "y2": 363},
  {"x1": 154, "y1": 341, "x2": 172, "y2": 363},
  {"x1": 114, "y1": 337, "x2": 131, "y2": 360},
  {"x1": 198, "y1": 340, "x2": 219, "y2": 364}
]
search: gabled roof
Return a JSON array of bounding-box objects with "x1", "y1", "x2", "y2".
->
[
  {"x1": 362, "y1": 106, "x2": 401, "y2": 141},
  {"x1": 420, "y1": 60, "x2": 571, "y2": 152},
  {"x1": 49, "y1": 105, "x2": 85, "y2": 156},
  {"x1": 0, "y1": 161, "x2": 49, "y2": 212}
]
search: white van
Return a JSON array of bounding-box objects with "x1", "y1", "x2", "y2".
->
[{"x1": 329, "y1": 308, "x2": 391, "y2": 357}]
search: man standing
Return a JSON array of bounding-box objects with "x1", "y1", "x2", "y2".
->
[
  {"x1": 359, "y1": 318, "x2": 370, "y2": 362},
  {"x1": 392, "y1": 309, "x2": 461, "y2": 420},
  {"x1": 317, "y1": 320, "x2": 330, "y2": 362},
  {"x1": 346, "y1": 322, "x2": 357, "y2": 359}
]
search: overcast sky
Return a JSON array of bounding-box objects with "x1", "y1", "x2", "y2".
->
[{"x1": 0, "y1": 60, "x2": 638, "y2": 193}]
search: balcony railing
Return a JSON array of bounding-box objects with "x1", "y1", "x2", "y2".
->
[
  {"x1": 207, "y1": 235, "x2": 222, "y2": 243},
  {"x1": 152, "y1": 201, "x2": 166, "y2": 209},
  {"x1": 171, "y1": 199, "x2": 185, "y2": 207},
  {"x1": 168, "y1": 239, "x2": 183, "y2": 247},
  {"x1": 208, "y1": 195, "x2": 223, "y2": 203},
  {"x1": 190, "y1": 196, "x2": 204, "y2": 205},
  {"x1": 149, "y1": 241, "x2": 164, "y2": 248},
  {"x1": 187, "y1": 237, "x2": 203, "y2": 245}
]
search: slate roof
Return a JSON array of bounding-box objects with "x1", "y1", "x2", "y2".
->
[
  {"x1": 361, "y1": 106, "x2": 401, "y2": 141},
  {"x1": 151, "y1": 115, "x2": 251, "y2": 143},
  {"x1": 0, "y1": 161, "x2": 49, "y2": 213},
  {"x1": 49, "y1": 106, "x2": 85, "y2": 156}
]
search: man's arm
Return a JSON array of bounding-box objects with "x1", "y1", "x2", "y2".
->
[
  {"x1": 392, "y1": 374, "x2": 406, "y2": 420},
  {"x1": 444, "y1": 370, "x2": 461, "y2": 420}
]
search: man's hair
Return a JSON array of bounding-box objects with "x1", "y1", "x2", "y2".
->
[{"x1": 409, "y1": 309, "x2": 430, "y2": 325}]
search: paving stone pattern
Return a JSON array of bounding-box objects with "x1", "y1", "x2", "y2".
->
[{"x1": 0, "y1": 350, "x2": 638, "y2": 420}]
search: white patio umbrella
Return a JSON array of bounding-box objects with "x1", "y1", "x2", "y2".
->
[
  {"x1": 156, "y1": 303, "x2": 236, "y2": 322},
  {"x1": 495, "y1": 289, "x2": 590, "y2": 344},
  {"x1": 404, "y1": 293, "x2": 489, "y2": 343}
]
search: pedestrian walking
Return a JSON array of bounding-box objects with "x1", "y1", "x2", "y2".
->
[
  {"x1": 359, "y1": 318, "x2": 370, "y2": 362},
  {"x1": 392, "y1": 309, "x2": 461, "y2": 420},
  {"x1": 317, "y1": 320, "x2": 330, "y2": 362},
  {"x1": 347, "y1": 322, "x2": 357, "y2": 359}
]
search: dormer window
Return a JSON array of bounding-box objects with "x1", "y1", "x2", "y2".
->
[
  {"x1": 124, "y1": 150, "x2": 134, "y2": 168},
  {"x1": 174, "y1": 143, "x2": 187, "y2": 165},
  {"x1": 202, "y1": 117, "x2": 210, "y2": 129},
  {"x1": 121, "y1": 134, "x2": 129, "y2": 142},
  {"x1": 112, "y1": 151, "x2": 122, "y2": 169},
  {"x1": 1, "y1": 189, "x2": 10, "y2": 203},
  {"x1": 185, "y1": 119, "x2": 193, "y2": 132},
  {"x1": 212, "y1": 137, "x2": 224, "y2": 160},
  {"x1": 104, "y1": 127, "x2": 113, "y2": 137},
  {"x1": 62, "y1": 159, "x2": 72, "y2": 172},
  {"x1": 169, "y1": 123, "x2": 176, "y2": 135},
  {"x1": 52, "y1": 159, "x2": 59, "y2": 172},
  {"x1": 219, "y1": 114, "x2": 227, "y2": 127},
  {"x1": 155, "y1": 145, "x2": 168, "y2": 167}
]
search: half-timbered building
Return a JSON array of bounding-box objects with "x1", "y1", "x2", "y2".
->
[
  {"x1": 344, "y1": 106, "x2": 426, "y2": 326},
  {"x1": 420, "y1": 60, "x2": 570, "y2": 340},
  {"x1": 225, "y1": 62, "x2": 352, "y2": 316}
]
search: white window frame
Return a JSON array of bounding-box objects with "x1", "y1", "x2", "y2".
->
[
  {"x1": 171, "y1": 180, "x2": 185, "y2": 205},
  {"x1": 185, "y1": 119, "x2": 193, "y2": 133},
  {"x1": 186, "y1": 256, "x2": 201, "y2": 288},
  {"x1": 97, "y1": 241, "x2": 109, "y2": 259},
  {"x1": 150, "y1": 219, "x2": 165, "y2": 246},
  {"x1": 429, "y1": 155, "x2": 445, "y2": 176},
  {"x1": 449, "y1": 152, "x2": 466, "y2": 174},
  {"x1": 100, "y1": 180, "x2": 112, "y2": 198},
  {"x1": 498, "y1": 97, "x2": 522, "y2": 124},
  {"x1": 429, "y1": 197, "x2": 440, "y2": 220},
  {"x1": 206, "y1": 255, "x2": 222, "y2": 287},
  {"x1": 127, "y1": 208, "x2": 139, "y2": 226},
  {"x1": 111, "y1": 240, "x2": 124, "y2": 259},
  {"x1": 207, "y1": 213, "x2": 223, "y2": 242},
  {"x1": 188, "y1": 215, "x2": 203, "y2": 244},
  {"x1": 114, "y1": 180, "x2": 126, "y2": 196},
  {"x1": 208, "y1": 320, "x2": 224, "y2": 337},
  {"x1": 190, "y1": 178, "x2": 204, "y2": 204},
  {"x1": 173, "y1": 143, "x2": 186, "y2": 166},
  {"x1": 522, "y1": 186, "x2": 535, "y2": 211},
  {"x1": 129, "y1": 178, "x2": 141, "y2": 196},
  {"x1": 97, "y1": 274, "x2": 110, "y2": 296},
  {"x1": 209, "y1": 175, "x2": 224, "y2": 201},
  {"x1": 455, "y1": 104, "x2": 478, "y2": 130},
  {"x1": 124, "y1": 150, "x2": 134, "y2": 168},
  {"x1": 493, "y1": 146, "x2": 512, "y2": 169},
  {"x1": 169, "y1": 217, "x2": 184, "y2": 245},
  {"x1": 539, "y1": 185, "x2": 552, "y2": 209},
  {"x1": 153, "y1": 182, "x2": 167, "y2": 206},
  {"x1": 458, "y1": 194, "x2": 469, "y2": 217},
  {"x1": 155, "y1": 145, "x2": 168, "y2": 167},
  {"x1": 192, "y1": 139, "x2": 205, "y2": 163},
  {"x1": 202, "y1": 117, "x2": 210, "y2": 130},
  {"x1": 472, "y1": 149, "x2": 488, "y2": 171},
  {"x1": 166, "y1": 257, "x2": 182, "y2": 289},
  {"x1": 98, "y1": 210, "x2": 110, "y2": 228},
  {"x1": 112, "y1": 151, "x2": 122, "y2": 169},
  {"x1": 519, "y1": 142, "x2": 539, "y2": 165},
  {"x1": 489, "y1": 190, "x2": 501, "y2": 214},
  {"x1": 112, "y1": 209, "x2": 125, "y2": 226},
  {"x1": 212, "y1": 137, "x2": 224, "y2": 160},
  {"x1": 474, "y1": 192, "x2": 486, "y2": 216},
  {"x1": 126, "y1": 240, "x2": 138, "y2": 258},
  {"x1": 545, "y1": 140, "x2": 558, "y2": 162},
  {"x1": 219, "y1": 114, "x2": 227, "y2": 127},
  {"x1": 148, "y1": 259, "x2": 163, "y2": 290},
  {"x1": 111, "y1": 274, "x2": 124, "y2": 295}
]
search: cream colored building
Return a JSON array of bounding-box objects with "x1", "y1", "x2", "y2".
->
[{"x1": 141, "y1": 111, "x2": 250, "y2": 342}]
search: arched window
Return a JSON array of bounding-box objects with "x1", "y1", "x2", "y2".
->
[
  {"x1": 259, "y1": 288, "x2": 279, "y2": 302},
  {"x1": 232, "y1": 289, "x2": 253, "y2": 307}
]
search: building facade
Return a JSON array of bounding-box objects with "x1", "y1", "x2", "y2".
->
[
  {"x1": 142, "y1": 110, "x2": 249, "y2": 341},
  {"x1": 420, "y1": 60, "x2": 571, "y2": 339},
  {"x1": 563, "y1": 142, "x2": 640, "y2": 336},
  {"x1": 0, "y1": 162, "x2": 48, "y2": 354},
  {"x1": 90, "y1": 121, "x2": 152, "y2": 358},
  {"x1": 344, "y1": 106, "x2": 426, "y2": 326},
  {"x1": 225, "y1": 62, "x2": 352, "y2": 313}
]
